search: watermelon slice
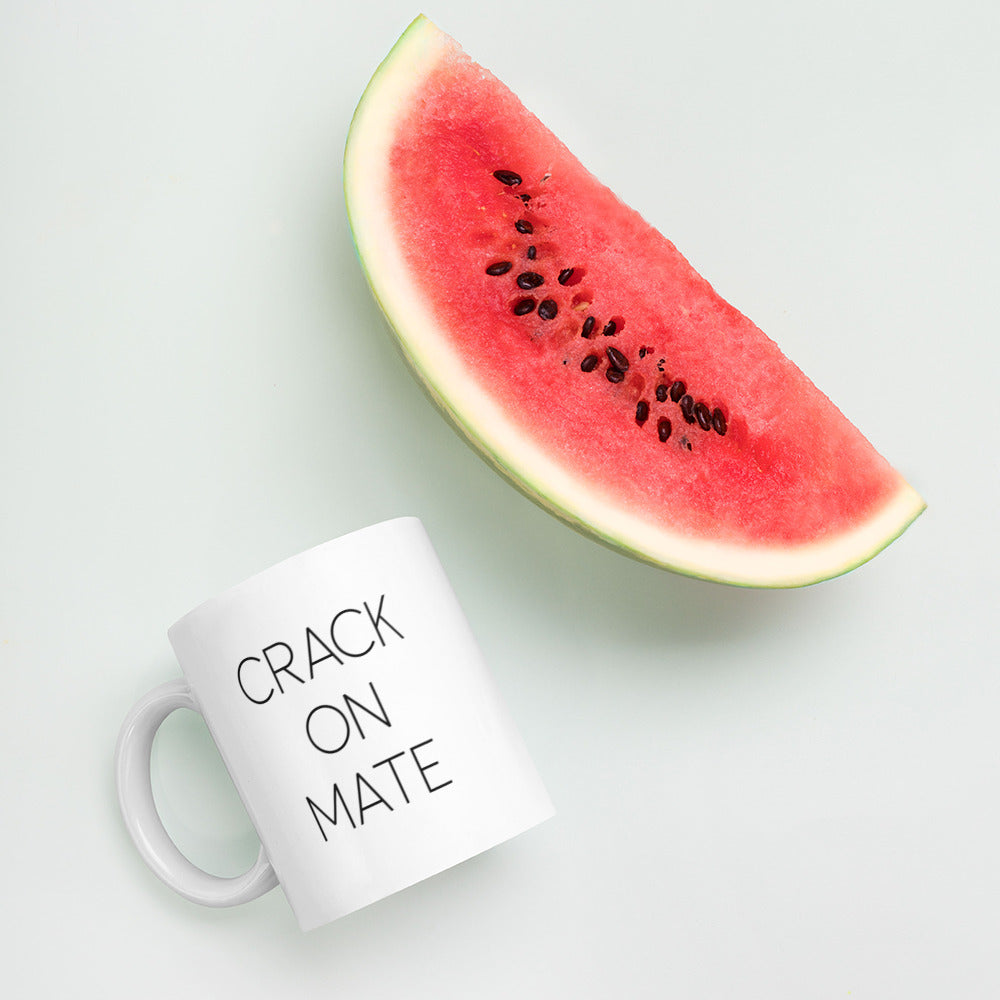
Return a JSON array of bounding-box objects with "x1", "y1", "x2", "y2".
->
[{"x1": 344, "y1": 16, "x2": 924, "y2": 588}]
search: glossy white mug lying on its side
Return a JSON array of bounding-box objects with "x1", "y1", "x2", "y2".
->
[{"x1": 115, "y1": 517, "x2": 553, "y2": 930}]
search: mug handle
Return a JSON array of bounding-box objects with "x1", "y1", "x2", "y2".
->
[{"x1": 115, "y1": 679, "x2": 279, "y2": 907}]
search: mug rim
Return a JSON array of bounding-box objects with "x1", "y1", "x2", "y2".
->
[{"x1": 167, "y1": 515, "x2": 422, "y2": 640}]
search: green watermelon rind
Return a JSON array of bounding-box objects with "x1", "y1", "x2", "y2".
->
[{"x1": 343, "y1": 15, "x2": 925, "y2": 588}]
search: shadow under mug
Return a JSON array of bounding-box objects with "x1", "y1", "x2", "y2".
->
[{"x1": 115, "y1": 517, "x2": 553, "y2": 930}]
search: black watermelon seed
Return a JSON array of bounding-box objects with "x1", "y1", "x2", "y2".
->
[
  {"x1": 513, "y1": 297, "x2": 537, "y2": 316},
  {"x1": 606, "y1": 346, "x2": 629, "y2": 371},
  {"x1": 681, "y1": 437, "x2": 693, "y2": 451},
  {"x1": 712, "y1": 409, "x2": 727, "y2": 435},
  {"x1": 493, "y1": 169, "x2": 522, "y2": 186},
  {"x1": 602, "y1": 320, "x2": 617, "y2": 337},
  {"x1": 538, "y1": 299, "x2": 558, "y2": 320},
  {"x1": 680, "y1": 394, "x2": 696, "y2": 423},
  {"x1": 606, "y1": 367, "x2": 625, "y2": 384},
  {"x1": 519, "y1": 193, "x2": 531, "y2": 203},
  {"x1": 638, "y1": 347, "x2": 647, "y2": 359},
  {"x1": 636, "y1": 401, "x2": 650, "y2": 426},
  {"x1": 515, "y1": 219, "x2": 533, "y2": 234},
  {"x1": 655, "y1": 384, "x2": 668, "y2": 403},
  {"x1": 486, "y1": 261, "x2": 513, "y2": 276},
  {"x1": 581, "y1": 354, "x2": 599, "y2": 372},
  {"x1": 669, "y1": 380, "x2": 686, "y2": 402},
  {"x1": 657, "y1": 417, "x2": 672, "y2": 442},
  {"x1": 516, "y1": 271, "x2": 544, "y2": 289},
  {"x1": 526, "y1": 245, "x2": 536, "y2": 260},
  {"x1": 558, "y1": 268, "x2": 575, "y2": 285},
  {"x1": 694, "y1": 402, "x2": 712, "y2": 430},
  {"x1": 581, "y1": 316, "x2": 596, "y2": 338}
]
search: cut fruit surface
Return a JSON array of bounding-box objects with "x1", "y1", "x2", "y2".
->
[{"x1": 344, "y1": 15, "x2": 924, "y2": 587}]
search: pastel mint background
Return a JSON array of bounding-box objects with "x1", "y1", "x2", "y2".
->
[{"x1": 1, "y1": 1, "x2": 996, "y2": 996}]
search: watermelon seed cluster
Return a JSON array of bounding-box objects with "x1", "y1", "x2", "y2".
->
[{"x1": 489, "y1": 166, "x2": 729, "y2": 447}]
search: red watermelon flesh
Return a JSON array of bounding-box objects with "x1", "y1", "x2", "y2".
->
[{"x1": 344, "y1": 17, "x2": 924, "y2": 587}]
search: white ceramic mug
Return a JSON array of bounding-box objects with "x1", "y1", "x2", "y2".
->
[{"x1": 115, "y1": 517, "x2": 553, "y2": 930}]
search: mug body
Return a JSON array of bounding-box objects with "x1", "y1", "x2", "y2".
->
[{"x1": 166, "y1": 517, "x2": 553, "y2": 929}]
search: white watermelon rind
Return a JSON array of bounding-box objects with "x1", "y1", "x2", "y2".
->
[{"x1": 343, "y1": 15, "x2": 925, "y2": 588}]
